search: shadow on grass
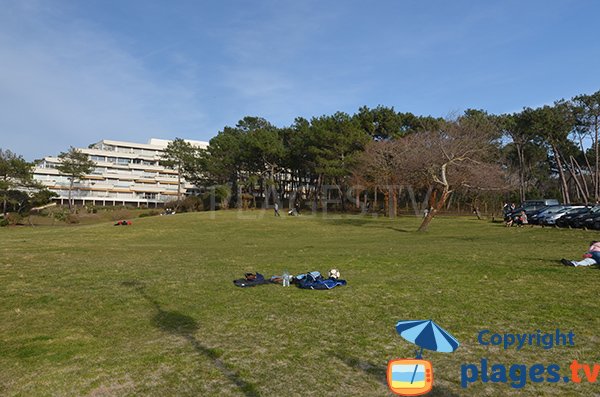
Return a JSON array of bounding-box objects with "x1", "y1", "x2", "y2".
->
[
  {"x1": 320, "y1": 218, "x2": 372, "y2": 227},
  {"x1": 321, "y1": 218, "x2": 417, "y2": 232},
  {"x1": 121, "y1": 280, "x2": 260, "y2": 397},
  {"x1": 336, "y1": 355, "x2": 386, "y2": 384},
  {"x1": 337, "y1": 355, "x2": 460, "y2": 397},
  {"x1": 388, "y1": 227, "x2": 412, "y2": 233}
]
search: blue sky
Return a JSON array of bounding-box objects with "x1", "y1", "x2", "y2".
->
[{"x1": 1, "y1": 0, "x2": 600, "y2": 160}]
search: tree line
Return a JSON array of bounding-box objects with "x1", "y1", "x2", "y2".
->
[
  {"x1": 162, "y1": 109, "x2": 444, "y2": 212},
  {"x1": 162, "y1": 90, "x2": 600, "y2": 229}
]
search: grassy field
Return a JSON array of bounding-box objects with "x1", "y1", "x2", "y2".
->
[{"x1": 1, "y1": 210, "x2": 599, "y2": 396}]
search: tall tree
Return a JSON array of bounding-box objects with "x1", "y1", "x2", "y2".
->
[
  {"x1": 205, "y1": 127, "x2": 243, "y2": 183},
  {"x1": 238, "y1": 117, "x2": 285, "y2": 200},
  {"x1": 281, "y1": 117, "x2": 314, "y2": 193},
  {"x1": 0, "y1": 149, "x2": 34, "y2": 215},
  {"x1": 523, "y1": 102, "x2": 576, "y2": 204},
  {"x1": 56, "y1": 147, "x2": 95, "y2": 211},
  {"x1": 572, "y1": 90, "x2": 600, "y2": 202},
  {"x1": 308, "y1": 112, "x2": 370, "y2": 210},
  {"x1": 161, "y1": 138, "x2": 204, "y2": 202},
  {"x1": 203, "y1": 126, "x2": 246, "y2": 207},
  {"x1": 393, "y1": 115, "x2": 506, "y2": 231},
  {"x1": 202, "y1": 117, "x2": 283, "y2": 207},
  {"x1": 496, "y1": 112, "x2": 537, "y2": 202}
]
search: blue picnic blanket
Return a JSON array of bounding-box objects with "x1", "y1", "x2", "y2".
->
[{"x1": 296, "y1": 277, "x2": 347, "y2": 290}]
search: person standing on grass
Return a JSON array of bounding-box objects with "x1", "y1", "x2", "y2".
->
[
  {"x1": 561, "y1": 241, "x2": 600, "y2": 267},
  {"x1": 274, "y1": 202, "x2": 280, "y2": 217}
]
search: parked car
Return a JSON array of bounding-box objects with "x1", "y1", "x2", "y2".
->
[
  {"x1": 528, "y1": 205, "x2": 568, "y2": 225},
  {"x1": 591, "y1": 216, "x2": 600, "y2": 230},
  {"x1": 557, "y1": 206, "x2": 600, "y2": 228},
  {"x1": 555, "y1": 207, "x2": 594, "y2": 228},
  {"x1": 580, "y1": 209, "x2": 600, "y2": 229},
  {"x1": 541, "y1": 206, "x2": 585, "y2": 226}
]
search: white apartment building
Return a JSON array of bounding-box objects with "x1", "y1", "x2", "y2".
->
[{"x1": 33, "y1": 138, "x2": 209, "y2": 207}]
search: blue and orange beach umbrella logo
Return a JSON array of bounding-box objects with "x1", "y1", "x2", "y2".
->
[{"x1": 387, "y1": 320, "x2": 459, "y2": 396}]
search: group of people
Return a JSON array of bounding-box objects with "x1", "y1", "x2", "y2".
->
[
  {"x1": 503, "y1": 203, "x2": 528, "y2": 227},
  {"x1": 273, "y1": 202, "x2": 301, "y2": 217}
]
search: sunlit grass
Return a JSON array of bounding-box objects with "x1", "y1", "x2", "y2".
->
[{"x1": 1, "y1": 211, "x2": 599, "y2": 396}]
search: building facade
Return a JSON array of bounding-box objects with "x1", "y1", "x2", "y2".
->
[{"x1": 33, "y1": 138, "x2": 208, "y2": 207}]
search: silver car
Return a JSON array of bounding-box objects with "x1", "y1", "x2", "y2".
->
[{"x1": 541, "y1": 206, "x2": 585, "y2": 226}]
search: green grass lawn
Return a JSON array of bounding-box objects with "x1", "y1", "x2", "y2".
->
[{"x1": 1, "y1": 211, "x2": 599, "y2": 396}]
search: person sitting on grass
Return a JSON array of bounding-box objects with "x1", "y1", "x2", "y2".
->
[
  {"x1": 561, "y1": 241, "x2": 600, "y2": 267},
  {"x1": 515, "y1": 210, "x2": 528, "y2": 227}
]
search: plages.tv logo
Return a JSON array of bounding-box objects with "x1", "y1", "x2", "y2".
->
[
  {"x1": 387, "y1": 320, "x2": 460, "y2": 396},
  {"x1": 388, "y1": 358, "x2": 434, "y2": 396}
]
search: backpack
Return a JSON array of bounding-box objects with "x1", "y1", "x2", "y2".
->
[{"x1": 233, "y1": 272, "x2": 271, "y2": 287}]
